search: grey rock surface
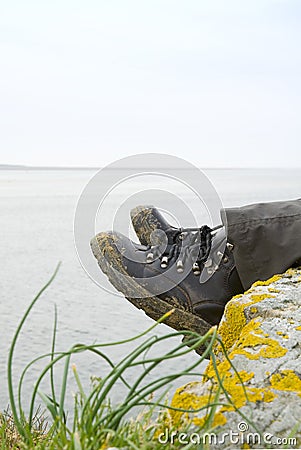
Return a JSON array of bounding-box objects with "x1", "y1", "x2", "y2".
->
[{"x1": 171, "y1": 268, "x2": 301, "y2": 449}]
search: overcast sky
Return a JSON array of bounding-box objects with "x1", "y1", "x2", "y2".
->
[{"x1": 0, "y1": 1, "x2": 300, "y2": 168}]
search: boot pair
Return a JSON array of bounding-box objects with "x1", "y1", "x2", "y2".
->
[{"x1": 90, "y1": 206, "x2": 243, "y2": 337}]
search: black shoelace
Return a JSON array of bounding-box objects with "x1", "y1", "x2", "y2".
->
[{"x1": 145, "y1": 224, "x2": 223, "y2": 275}]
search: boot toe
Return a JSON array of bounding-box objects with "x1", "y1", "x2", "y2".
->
[
  {"x1": 91, "y1": 231, "x2": 149, "y2": 296},
  {"x1": 91, "y1": 231, "x2": 122, "y2": 267},
  {"x1": 91, "y1": 230, "x2": 213, "y2": 345}
]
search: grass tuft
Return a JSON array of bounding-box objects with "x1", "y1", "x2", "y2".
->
[{"x1": 3, "y1": 263, "x2": 285, "y2": 449}]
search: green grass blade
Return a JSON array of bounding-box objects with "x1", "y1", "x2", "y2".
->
[
  {"x1": 59, "y1": 353, "x2": 71, "y2": 421},
  {"x1": 50, "y1": 304, "x2": 59, "y2": 419},
  {"x1": 7, "y1": 262, "x2": 61, "y2": 441}
]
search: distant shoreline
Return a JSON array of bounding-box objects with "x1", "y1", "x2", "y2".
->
[
  {"x1": 1, "y1": 165, "x2": 300, "y2": 171},
  {"x1": 0, "y1": 164, "x2": 99, "y2": 171}
]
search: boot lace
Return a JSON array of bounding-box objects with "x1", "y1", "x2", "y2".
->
[{"x1": 145, "y1": 224, "x2": 223, "y2": 275}]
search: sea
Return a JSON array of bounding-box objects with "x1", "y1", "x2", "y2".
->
[{"x1": 1, "y1": 167, "x2": 300, "y2": 417}]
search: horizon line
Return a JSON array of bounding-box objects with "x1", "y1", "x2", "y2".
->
[{"x1": 1, "y1": 164, "x2": 301, "y2": 171}]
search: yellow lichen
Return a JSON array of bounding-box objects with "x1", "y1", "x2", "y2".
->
[
  {"x1": 244, "y1": 288, "x2": 254, "y2": 295},
  {"x1": 268, "y1": 287, "x2": 280, "y2": 293},
  {"x1": 252, "y1": 274, "x2": 281, "y2": 287},
  {"x1": 276, "y1": 331, "x2": 289, "y2": 339},
  {"x1": 285, "y1": 268, "x2": 297, "y2": 276},
  {"x1": 250, "y1": 293, "x2": 274, "y2": 302},
  {"x1": 217, "y1": 293, "x2": 274, "y2": 354},
  {"x1": 217, "y1": 301, "x2": 248, "y2": 353},
  {"x1": 170, "y1": 383, "x2": 210, "y2": 425},
  {"x1": 263, "y1": 390, "x2": 277, "y2": 402},
  {"x1": 171, "y1": 367, "x2": 277, "y2": 429},
  {"x1": 270, "y1": 370, "x2": 301, "y2": 397},
  {"x1": 204, "y1": 293, "x2": 278, "y2": 383},
  {"x1": 231, "y1": 319, "x2": 288, "y2": 360}
]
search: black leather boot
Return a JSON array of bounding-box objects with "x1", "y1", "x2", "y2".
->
[{"x1": 91, "y1": 218, "x2": 243, "y2": 329}]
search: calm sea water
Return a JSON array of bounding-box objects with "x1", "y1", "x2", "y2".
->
[{"x1": 1, "y1": 168, "x2": 300, "y2": 414}]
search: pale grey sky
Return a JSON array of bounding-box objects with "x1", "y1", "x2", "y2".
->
[{"x1": 0, "y1": 0, "x2": 300, "y2": 167}]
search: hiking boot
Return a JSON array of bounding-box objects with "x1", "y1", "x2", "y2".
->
[{"x1": 91, "y1": 221, "x2": 243, "y2": 330}]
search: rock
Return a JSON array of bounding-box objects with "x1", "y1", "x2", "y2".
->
[{"x1": 170, "y1": 268, "x2": 301, "y2": 449}]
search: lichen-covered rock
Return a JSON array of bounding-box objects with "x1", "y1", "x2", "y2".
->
[{"x1": 170, "y1": 268, "x2": 301, "y2": 449}]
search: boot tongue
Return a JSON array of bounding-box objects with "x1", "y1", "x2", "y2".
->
[
  {"x1": 149, "y1": 228, "x2": 168, "y2": 246},
  {"x1": 199, "y1": 227, "x2": 226, "y2": 283}
]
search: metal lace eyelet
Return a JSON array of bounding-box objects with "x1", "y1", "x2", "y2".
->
[
  {"x1": 146, "y1": 252, "x2": 154, "y2": 263},
  {"x1": 226, "y1": 242, "x2": 234, "y2": 251},
  {"x1": 160, "y1": 256, "x2": 168, "y2": 268},
  {"x1": 192, "y1": 262, "x2": 200, "y2": 275},
  {"x1": 177, "y1": 260, "x2": 184, "y2": 273}
]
